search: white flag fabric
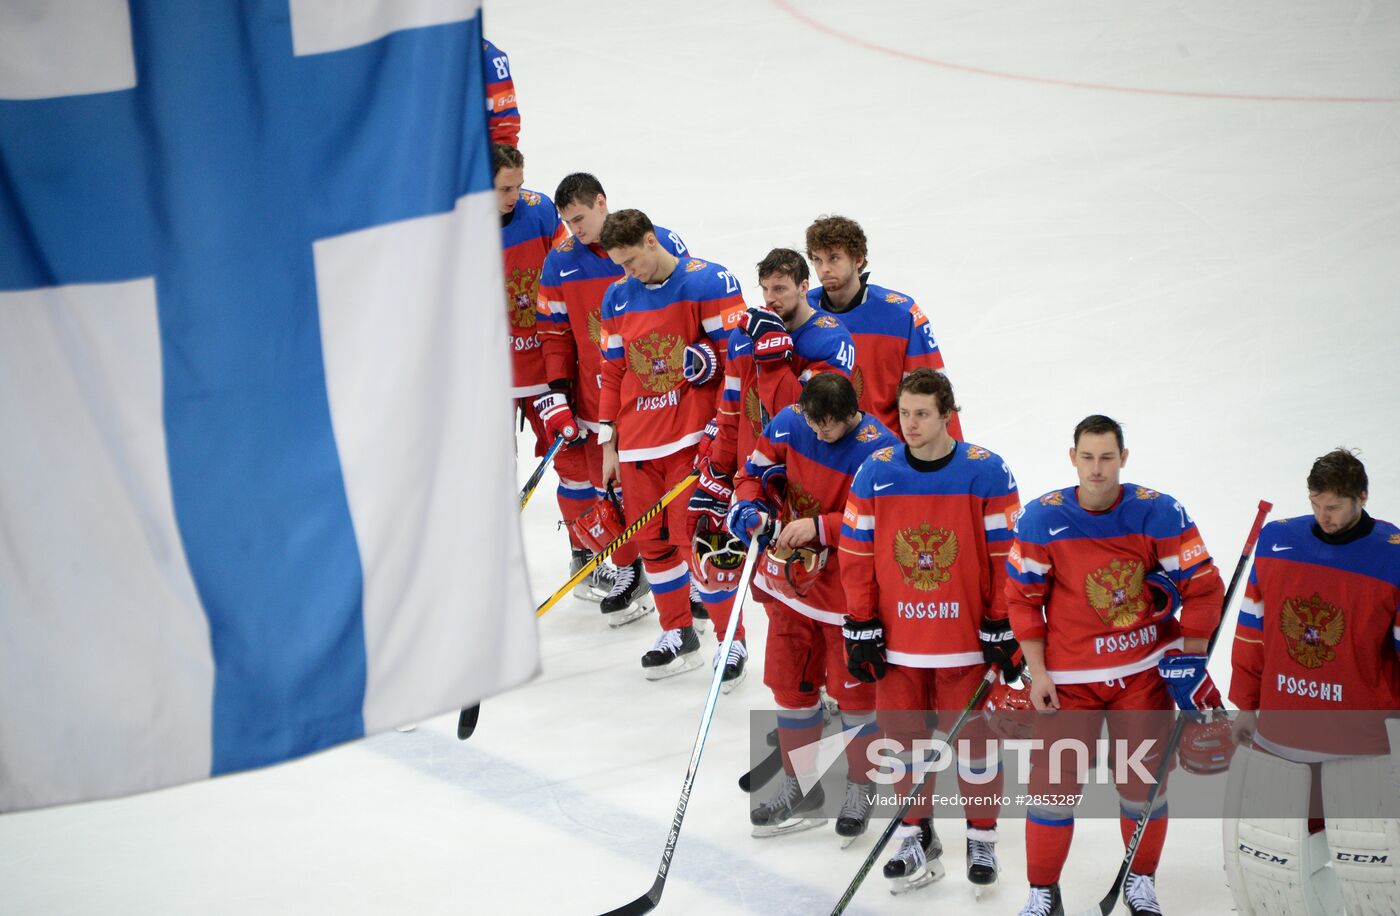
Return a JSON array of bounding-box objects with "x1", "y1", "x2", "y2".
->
[{"x1": 0, "y1": 0, "x2": 538, "y2": 812}]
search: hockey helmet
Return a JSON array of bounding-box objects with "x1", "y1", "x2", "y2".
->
[
  {"x1": 690, "y1": 514, "x2": 745, "y2": 590},
  {"x1": 983, "y1": 680, "x2": 1036, "y2": 741},
  {"x1": 1178, "y1": 715, "x2": 1235, "y2": 775},
  {"x1": 760, "y1": 543, "x2": 827, "y2": 599},
  {"x1": 571, "y1": 490, "x2": 625, "y2": 555}
]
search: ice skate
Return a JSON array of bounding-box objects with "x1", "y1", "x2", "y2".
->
[
  {"x1": 715, "y1": 638, "x2": 747, "y2": 693},
  {"x1": 834, "y1": 779, "x2": 873, "y2": 847},
  {"x1": 640, "y1": 625, "x2": 701, "y2": 679},
  {"x1": 1017, "y1": 883, "x2": 1063, "y2": 916},
  {"x1": 1124, "y1": 872, "x2": 1163, "y2": 916},
  {"x1": 600, "y1": 557, "x2": 654, "y2": 626},
  {"x1": 966, "y1": 825, "x2": 999, "y2": 897},
  {"x1": 750, "y1": 772, "x2": 827, "y2": 837},
  {"x1": 689, "y1": 582, "x2": 710, "y2": 634},
  {"x1": 883, "y1": 819, "x2": 944, "y2": 894},
  {"x1": 569, "y1": 547, "x2": 612, "y2": 602}
]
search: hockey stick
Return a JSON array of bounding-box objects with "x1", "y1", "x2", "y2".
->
[
  {"x1": 829, "y1": 665, "x2": 999, "y2": 916},
  {"x1": 536, "y1": 471, "x2": 699, "y2": 618},
  {"x1": 739, "y1": 742, "x2": 782, "y2": 793},
  {"x1": 598, "y1": 521, "x2": 776, "y2": 916},
  {"x1": 1071, "y1": 498, "x2": 1272, "y2": 916},
  {"x1": 456, "y1": 703, "x2": 480, "y2": 740},
  {"x1": 519, "y1": 435, "x2": 566, "y2": 511}
]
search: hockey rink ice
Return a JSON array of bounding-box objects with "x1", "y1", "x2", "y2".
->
[{"x1": 3, "y1": 1, "x2": 1398, "y2": 913}]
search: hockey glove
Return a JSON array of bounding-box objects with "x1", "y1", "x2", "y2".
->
[
  {"x1": 724, "y1": 498, "x2": 769, "y2": 548},
  {"x1": 1143, "y1": 570, "x2": 1182, "y2": 622},
  {"x1": 1157, "y1": 650, "x2": 1222, "y2": 714},
  {"x1": 759, "y1": 463, "x2": 788, "y2": 506},
  {"x1": 693, "y1": 419, "x2": 720, "y2": 469},
  {"x1": 978, "y1": 616, "x2": 1024, "y2": 682},
  {"x1": 843, "y1": 616, "x2": 887, "y2": 683},
  {"x1": 686, "y1": 461, "x2": 734, "y2": 541},
  {"x1": 743, "y1": 307, "x2": 794, "y2": 364},
  {"x1": 683, "y1": 340, "x2": 719, "y2": 386},
  {"x1": 533, "y1": 391, "x2": 585, "y2": 444}
]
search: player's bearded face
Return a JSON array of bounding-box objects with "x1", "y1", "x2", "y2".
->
[
  {"x1": 494, "y1": 166, "x2": 524, "y2": 215},
  {"x1": 810, "y1": 248, "x2": 862, "y2": 294},
  {"x1": 1071, "y1": 432, "x2": 1126, "y2": 501},
  {"x1": 760, "y1": 274, "x2": 807, "y2": 324},
  {"x1": 1309, "y1": 489, "x2": 1365, "y2": 534}
]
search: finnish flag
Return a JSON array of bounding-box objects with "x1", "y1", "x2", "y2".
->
[{"x1": 0, "y1": 0, "x2": 538, "y2": 812}]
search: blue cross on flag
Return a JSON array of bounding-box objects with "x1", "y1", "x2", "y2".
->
[{"x1": 0, "y1": 0, "x2": 538, "y2": 812}]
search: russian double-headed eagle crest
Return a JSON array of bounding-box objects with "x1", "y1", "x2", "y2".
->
[
  {"x1": 1135, "y1": 487, "x2": 1160, "y2": 500},
  {"x1": 558, "y1": 236, "x2": 576, "y2": 252},
  {"x1": 1281, "y1": 594, "x2": 1344, "y2": 669},
  {"x1": 786, "y1": 480, "x2": 822, "y2": 521},
  {"x1": 814, "y1": 315, "x2": 839, "y2": 328},
  {"x1": 966, "y1": 445, "x2": 990, "y2": 461},
  {"x1": 743, "y1": 388, "x2": 764, "y2": 435},
  {"x1": 884, "y1": 292, "x2": 910, "y2": 304},
  {"x1": 894, "y1": 523, "x2": 959, "y2": 591},
  {"x1": 856, "y1": 424, "x2": 879, "y2": 443},
  {"x1": 1085, "y1": 559, "x2": 1149, "y2": 628},
  {"x1": 1041, "y1": 491, "x2": 1065, "y2": 506},
  {"x1": 685, "y1": 259, "x2": 708, "y2": 272},
  {"x1": 586, "y1": 309, "x2": 603, "y2": 346},
  {"x1": 507, "y1": 267, "x2": 540, "y2": 329},
  {"x1": 873, "y1": 446, "x2": 894, "y2": 462},
  {"x1": 1389, "y1": 533, "x2": 1400, "y2": 546},
  {"x1": 852, "y1": 366, "x2": 865, "y2": 401},
  {"x1": 627, "y1": 332, "x2": 685, "y2": 392},
  {"x1": 521, "y1": 190, "x2": 541, "y2": 206}
]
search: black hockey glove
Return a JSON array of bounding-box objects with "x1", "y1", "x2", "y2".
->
[
  {"x1": 843, "y1": 616, "x2": 887, "y2": 683},
  {"x1": 978, "y1": 616, "x2": 1024, "y2": 682}
]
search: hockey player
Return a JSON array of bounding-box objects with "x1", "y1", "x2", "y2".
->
[
  {"x1": 482, "y1": 39, "x2": 520, "y2": 147},
  {"x1": 1225, "y1": 448, "x2": 1400, "y2": 916},
  {"x1": 1006, "y1": 414, "x2": 1226, "y2": 916},
  {"x1": 838, "y1": 368, "x2": 1021, "y2": 894},
  {"x1": 597, "y1": 209, "x2": 745, "y2": 677},
  {"x1": 687, "y1": 248, "x2": 856, "y2": 687},
  {"x1": 726, "y1": 373, "x2": 895, "y2": 843},
  {"x1": 804, "y1": 215, "x2": 961, "y2": 439},
  {"x1": 536, "y1": 174, "x2": 688, "y2": 620}
]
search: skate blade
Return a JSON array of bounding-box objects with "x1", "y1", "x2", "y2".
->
[
  {"x1": 839, "y1": 833, "x2": 860, "y2": 849},
  {"x1": 888, "y1": 859, "x2": 946, "y2": 895},
  {"x1": 643, "y1": 651, "x2": 704, "y2": 680},
  {"x1": 720, "y1": 667, "x2": 747, "y2": 694},
  {"x1": 573, "y1": 584, "x2": 604, "y2": 603},
  {"x1": 604, "y1": 596, "x2": 655, "y2": 628},
  {"x1": 750, "y1": 816, "x2": 828, "y2": 838}
]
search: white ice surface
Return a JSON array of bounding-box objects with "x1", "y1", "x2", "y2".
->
[{"x1": 3, "y1": 1, "x2": 1398, "y2": 913}]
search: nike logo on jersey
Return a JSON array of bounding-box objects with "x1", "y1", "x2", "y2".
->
[
  {"x1": 560, "y1": 269, "x2": 580, "y2": 277},
  {"x1": 613, "y1": 300, "x2": 628, "y2": 312},
  {"x1": 773, "y1": 431, "x2": 790, "y2": 439},
  {"x1": 873, "y1": 482, "x2": 895, "y2": 492},
  {"x1": 1049, "y1": 526, "x2": 1069, "y2": 536},
  {"x1": 843, "y1": 681, "x2": 863, "y2": 690},
  {"x1": 1270, "y1": 544, "x2": 1293, "y2": 552}
]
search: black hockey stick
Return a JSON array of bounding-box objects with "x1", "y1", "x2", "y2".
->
[
  {"x1": 829, "y1": 665, "x2": 998, "y2": 916},
  {"x1": 739, "y1": 742, "x2": 782, "y2": 793},
  {"x1": 598, "y1": 522, "x2": 775, "y2": 916},
  {"x1": 1071, "y1": 498, "x2": 1272, "y2": 916},
  {"x1": 519, "y1": 434, "x2": 566, "y2": 511},
  {"x1": 456, "y1": 703, "x2": 480, "y2": 740}
]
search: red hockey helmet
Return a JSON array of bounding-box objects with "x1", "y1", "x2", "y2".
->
[
  {"x1": 760, "y1": 544, "x2": 827, "y2": 600},
  {"x1": 983, "y1": 680, "x2": 1036, "y2": 741},
  {"x1": 1178, "y1": 714, "x2": 1235, "y2": 775},
  {"x1": 571, "y1": 492, "x2": 625, "y2": 555},
  {"x1": 690, "y1": 514, "x2": 746, "y2": 590}
]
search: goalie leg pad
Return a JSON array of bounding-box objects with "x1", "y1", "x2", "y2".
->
[
  {"x1": 1322, "y1": 754, "x2": 1400, "y2": 916},
  {"x1": 1223, "y1": 744, "x2": 1339, "y2": 916}
]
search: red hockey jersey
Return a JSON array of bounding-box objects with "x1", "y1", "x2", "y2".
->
[
  {"x1": 1006, "y1": 484, "x2": 1224, "y2": 685},
  {"x1": 501, "y1": 189, "x2": 567, "y2": 398},
  {"x1": 840, "y1": 442, "x2": 1020, "y2": 667},
  {"x1": 598, "y1": 257, "x2": 745, "y2": 461}
]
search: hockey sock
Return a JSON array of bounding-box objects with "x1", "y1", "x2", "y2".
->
[
  {"x1": 776, "y1": 705, "x2": 825, "y2": 777},
  {"x1": 698, "y1": 586, "x2": 744, "y2": 641},
  {"x1": 1119, "y1": 797, "x2": 1168, "y2": 874},
  {"x1": 556, "y1": 476, "x2": 594, "y2": 541},
  {"x1": 841, "y1": 711, "x2": 879, "y2": 782},
  {"x1": 644, "y1": 555, "x2": 692, "y2": 629},
  {"x1": 958, "y1": 755, "x2": 1004, "y2": 830},
  {"x1": 1026, "y1": 809, "x2": 1074, "y2": 885}
]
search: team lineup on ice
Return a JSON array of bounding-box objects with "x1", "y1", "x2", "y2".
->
[
  {"x1": 479, "y1": 10, "x2": 1400, "y2": 914},
  {"x1": 3, "y1": 2, "x2": 1399, "y2": 915}
]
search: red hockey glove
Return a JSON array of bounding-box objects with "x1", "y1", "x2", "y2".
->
[
  {"x1": 693, "y1": 419, "x2": 720, "y2": 469},
  {"x1": 743, "y1": 307, "x2": 794, "y2": 364},
  {"x1": 533, "y1": 391, "x2": 585, "y2": 444}
]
